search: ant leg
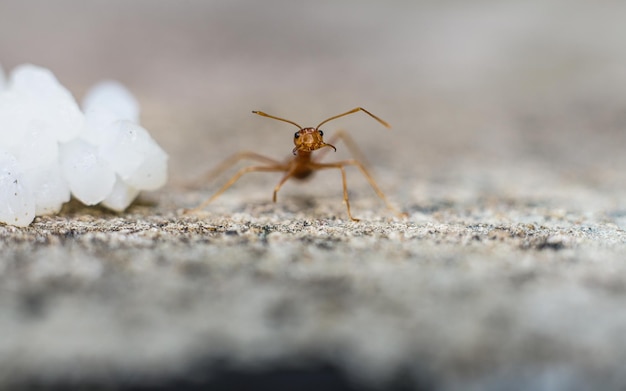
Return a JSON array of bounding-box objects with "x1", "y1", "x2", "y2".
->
[
  {"x1": 337, "y1": 165, "x2": 357, "y2": 221},
  {"x1": 341, "y1": 160, "x2": 406, "y2": 218},
  {"x1": 272, "y1": 165, "x2": 299, "y2": 203},
  {"x1": 306, "y1": 162, "x2": 358, "y2": 221},
  {"x1": 185, "y1": 151, "x2": 283, "y2": 189},
  {"x1": 184, "y1": 164, "x2": 286, "y2": 214},
  {"x1": 310, "y1": 160, "x2": 406, "y2": 219}
]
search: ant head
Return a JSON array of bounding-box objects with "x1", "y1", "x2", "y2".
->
[
  {"x1": 252, "y1": 108, "x2": 389, "y2": 156},
  {"x1": 292, "y1": 128, "x2": 336, "y2": 155},
  {"x1": 251, "y1": 111, "x2": 337, "y2": 156}
]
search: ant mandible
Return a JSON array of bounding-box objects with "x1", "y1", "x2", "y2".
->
[{"x1": 186, "y1": 107, "x2": 405, "y2": 221}]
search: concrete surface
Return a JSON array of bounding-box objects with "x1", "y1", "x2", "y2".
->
[{"x1": 2, "y1": 1, "x2": 626, "y2": 390}]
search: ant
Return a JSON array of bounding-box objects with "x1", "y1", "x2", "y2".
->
[{"x1": 186, "y1": 107, "x2": 405, "y2": 221}]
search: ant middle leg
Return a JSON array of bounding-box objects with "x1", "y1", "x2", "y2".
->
[{"x1": 272, "y1": 165, "x2": 302, "y2": 203}]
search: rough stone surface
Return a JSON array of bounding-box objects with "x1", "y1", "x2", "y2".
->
[{"x1": 2, "y1": 1, "x2": 626, "y2": 390}]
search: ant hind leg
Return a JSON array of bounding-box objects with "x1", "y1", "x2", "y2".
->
[
  {"x1": 309, "y1": 160, "x2": 405, "y2": 220},
  {"x1": 184, "y1": 151, "x2": 283, "y2": 190},
  {"x1": 184, "y1": 164, "x2": 287, "y2": 214},
  {"x1": 314, "y1": 130, "x2": 370, "y2": 167}
]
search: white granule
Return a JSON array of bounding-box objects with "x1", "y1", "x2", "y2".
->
[{"x1": 0, "y1": 64, "x2": 168, "y2": 226}]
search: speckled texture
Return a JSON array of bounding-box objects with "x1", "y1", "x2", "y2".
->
[{"x1": 2, "y1": 1, "x2": 626, "y2": 390}]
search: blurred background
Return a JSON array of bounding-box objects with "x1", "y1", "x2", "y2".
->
[
  {"x1": 2, "y1": 0, "x2": 626, "y2": 200},
  {"x1": 4, "y1": 2, "x2": 626, "y2": 389}
]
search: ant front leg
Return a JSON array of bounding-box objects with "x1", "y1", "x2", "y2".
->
[{"x1": 272, "y1": 165, "x2": 301, "y2": 203}]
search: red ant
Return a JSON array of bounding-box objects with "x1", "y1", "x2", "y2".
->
[{"x1": 186, "y1": 107, "x2": 404, "y2": 221}]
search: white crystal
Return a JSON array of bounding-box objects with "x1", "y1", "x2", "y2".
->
[
  {"x1": 82, "y1": 80, "x2": 139, "y2": 123},
  {"x1": 102, "y1": 176, "x2": 140, "y2": 212},
  {"x1": 9, "y1": 64, "x2": 84, "y2": 143},
  {"x1": 98, "y1": 120, "x2": 168, "y2": 190},
  {"x1": 125, "y1": 146, "x2": 168, "y2": 191},
  {"x1": 0, "y1": 150, "x2": 36, "y2": 227},
  {"x1": 60, "y1": 140, "x2": 116, "y2": 205},
  {"x1": 0, "y1": 91, "x2": 28, "y2": 149},
  {"x1": 0, "y1": 64, "x2": 168, "y2": 226},
  {"x1": 81, "y1": 106, "x2": 124, "y2": 146},
  {"x1": 23, "y1": 164, "x2": 70, "y2": 215},
  {"x1": 11, "y1": 126, "x2": 59, "y2": 171}
]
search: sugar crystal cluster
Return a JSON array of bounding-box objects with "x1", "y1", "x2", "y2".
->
[{"x1": 0, "y1": 64, "x2": 167, "y2": 227}]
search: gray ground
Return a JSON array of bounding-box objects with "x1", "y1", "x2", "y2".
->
[{"x1": 2, "y1": 1, "x2": 626, "y2": 389}]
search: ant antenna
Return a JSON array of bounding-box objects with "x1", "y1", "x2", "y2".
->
[
  {"x1": 315, "y1": 107, "x2": 391, "y2": 130},
  {"x1": 252, "y1": 111, "x2": 303, "y2": 130}
]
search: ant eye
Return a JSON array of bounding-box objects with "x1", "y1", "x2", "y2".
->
[
  {"x1": 294, "y1": 132, "x2": 300, "y2": 139},
  {"x1": 318, "y1": 130, "x2": 324, "y2": 136}
]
